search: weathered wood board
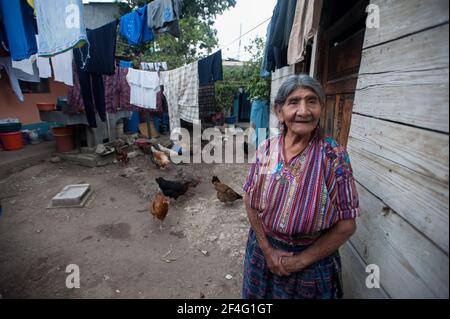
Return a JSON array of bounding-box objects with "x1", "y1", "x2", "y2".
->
[
  {"x1": 360, "y1": 24, "x2": 449, "y2": 74},
  {"x1": 348, "y1": 142, "x2": 449, "y2": 253},
  {"x1": 364, "y1": 0, "x2": 449, "y2": 49},
  {"x1": 354, "y1": 25, "x2": 449, "y2": 132},
  {"x1": 350, "y1": 183, "x2": 449, "y2": 298},
  {"x1": 340, "y1": 242, "x2": 390, "y2": 299},
  {"x1": 349, "y1": 114, "x2": 449, "y2": 184}
]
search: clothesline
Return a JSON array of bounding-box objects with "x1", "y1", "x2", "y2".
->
[{"x1": 218, "y1": 16, "x2": 272, "y2": 52}]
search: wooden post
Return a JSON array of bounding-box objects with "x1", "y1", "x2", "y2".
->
[{"x1": 146, "y1": 113, "x2": 151, "y2": 139}]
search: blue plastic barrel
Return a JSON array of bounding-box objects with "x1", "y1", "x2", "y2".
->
[{"x1": 124, "y1": 111, "x2": 140, "y2": 133}]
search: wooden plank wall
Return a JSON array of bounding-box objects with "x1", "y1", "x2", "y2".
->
[{"x1": 343, "y1": 0, "x2": 449, "y2": 298}]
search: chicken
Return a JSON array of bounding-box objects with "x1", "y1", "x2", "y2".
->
[
  {"x1": 150, "y1": 146, "x2": 171, "y2": 169},
  {"x1": 158, "y1": 144, "x2": 180, "y2": 158},
  {"x1": 116, "y1": 149, "x2": 129, "y2": 166},
  {"x1": 211, "y1": 176, "x2": 243, "y2": 203},
  {"x1": 155, "y1": 177, "x2": 190, "y2": 200},
  {"x1": 150, "y1": 192, "x2": 170, "y2": 221}
]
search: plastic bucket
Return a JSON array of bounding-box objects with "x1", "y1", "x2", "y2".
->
[
  {"x1": 52, "y1": 127, "x2": 75, "y2": 153},
  {"x1": 0, "y1": 131, "x2": 24, "y2": 151}
]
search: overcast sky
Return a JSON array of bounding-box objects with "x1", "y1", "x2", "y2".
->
[
  {"x1": 214, "y1": 0, "x2": 277, "y2": 61},
  {"x1": 83, "y1": 0, "x2": 277, "y2": 61}
]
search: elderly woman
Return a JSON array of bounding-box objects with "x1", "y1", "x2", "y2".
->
[{"x1": 242, "y1": 74, "x2": 360, "y2": 299}]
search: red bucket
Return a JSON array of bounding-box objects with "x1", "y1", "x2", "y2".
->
[
  {"x1": 52, "y1": 127, "x2": 75, "y2": 153},
  {"x1": 0, "y1": 131, "x2": 24, "y2": 151}
]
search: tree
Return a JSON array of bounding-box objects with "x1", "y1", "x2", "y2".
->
[
  {"x1": 243, "y1": 36, "x2": 271, "y2": 104},
  {"x1": 215, "y1": 36, "x2": 271, "y2": 113},
  {"x1": 116, "y1": 0, "x2": 236, "y2": 69}
]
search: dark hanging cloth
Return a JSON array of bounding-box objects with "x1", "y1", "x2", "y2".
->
[
  {"x1": 270, "y1": 0, "x2": 297, "y2": 50},
  {"x1": 156, "y1": 85, "x2": 168, "y2": 114},
  {"x1": 263, "y1": 0, "x2": 297, "y2": 73},
  {"x1": 83, "y1": 20, "x2": 118, "y2": 76},
  {"x1": 198, "y1": 50, "x2": 223, "y2": 86},
  {"x1": 73, "y1": 20, "x2": 117, "y2": 128}
]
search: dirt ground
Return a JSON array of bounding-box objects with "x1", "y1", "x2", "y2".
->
[{"x1": 0, "y1": 152, "x2": 252, "y2": 299}]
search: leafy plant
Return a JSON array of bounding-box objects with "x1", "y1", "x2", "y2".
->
[
  {"x1": 243, "y1": 36, "x2": 271, "y2": 104},
  {"x1": 116, "y1": 0, "x2": 236, "y2": 69},
  {"x1": 214, "y1": 36, "x2": 271, "y2": 113}
]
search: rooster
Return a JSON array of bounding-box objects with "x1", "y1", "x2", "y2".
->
[
  {"x1": 151, "y1": 192, "x2": 170, "y2": 221},
  {"x1": 211, "y1": 176, "x2": 243, "y2": 204},
  {"x1": 150, "y1": 146, "x2": 171, "y2": 169},
  {"x1": 116, "y1": 149, "x2": 129, "y2": 166}
]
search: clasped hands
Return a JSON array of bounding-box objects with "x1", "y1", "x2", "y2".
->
[{"x1": 263, "y1": 246, "x2": 308, "y2": 277}]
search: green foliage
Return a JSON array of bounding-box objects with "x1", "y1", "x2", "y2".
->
[
  {"x1": 116, "y1": 0, "x2": 236, "y2": 69},
  {"x1": 215, "y1": 66, "x2": 246, "y2": 112},
  {"x1": 242, "y1": 36, "x2": 271, "y2": 104},
  {"x1": 215, "y1": 36, "x2": 271, "y2": 112}
]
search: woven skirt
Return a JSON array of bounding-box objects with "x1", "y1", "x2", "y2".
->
[{"x1": 242, "y1": 229, "x2": 343, "y2": 299}]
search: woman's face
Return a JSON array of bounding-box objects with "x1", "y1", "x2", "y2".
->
[{"x1": 277, "y1": 87, "x2": 322, "y2": 137}]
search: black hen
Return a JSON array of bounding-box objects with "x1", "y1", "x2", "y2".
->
[{"x1": 155, "y1": 177, "x2": 190, "y2": 200}]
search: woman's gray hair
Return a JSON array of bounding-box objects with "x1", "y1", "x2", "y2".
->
[{"x1": 274, "y1": 74, "x2": 326, "y2": 107}]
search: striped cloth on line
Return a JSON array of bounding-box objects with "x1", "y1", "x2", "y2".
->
[{"x1": 160, "y1": 61, "x2": 199, "y2": 133}]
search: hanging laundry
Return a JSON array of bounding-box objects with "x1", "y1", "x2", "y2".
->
[
  {"x1": 126, "y1": 68, "x2": 160, "y2": 110},
  {"x1": 119, "y1": 60, "x2": 133, "y2": 68},
  {"x1": 271, "y1": 0, "x2": 298, "y2": 51},
  {"x1": 72, "y1": 20, "x2": 118, "y2": 127},
  {"x1": 156, "y1": 85, "x2": 168, "y2": 114},
  {"x1": 261, "y1": 3, "x2": 279, "y2": 75},
  {"x1": 83, "y1": 20, "x2": 117, "y2": 76},
  {"x1": 0, "y1": 57, "x2": 25, "y2": 102},
  {"x1": 0, "y1": 24, "x2": 9, "y2": 57},
  {"x1": 104, "y1": 65, "x2": 137, "y2": 114},
  {"x1": 51, "y1": 50, "x2": 74, "y2": 86},
  {"x1": 36, "y1": 56, "x2": 51, "y2": 78},
  {"x1": 287, "y1": 0, "x2": 323, "y2": 65},
  {"x1": 198, "y1": 50, "x2": 223, "y2": 86},
  {"x1": 69, "y1": 64, "x2": 147, "y2": 115},
  {"x1": 141, "y1": 62, "x2": 168, "y2": 72},
  {"x1": 13, "y1": 60, "x2": 40, "y2": 83},
  {"x1": 73, "y1": 55, "x2": 105, "y2": 128},
  {"x1": 147, "y1": 0, "x2": 183, "y2": 38},
  {"x1": 67, "y1": 64, "x2": 84, "y2": 112},
  {"x1": 0, "y1": 0, "x2": 38, "y2": 61},
  {"x1": 12, "y1": 56, "x2": 35, "y2": 76},
  {"x1": 120, "y1": 6, "x2": 154, "y2": 46},
  {"x1": 249, "y1": 99, "x2": 269, "y2": 147},
  {"x1": 262, "y1": 0, "x2": 297, "y2": 73},
  {"x1": 34, "y1": 0, "x2": 88, "y2": 57},
  {"x1": 160, "y1": 61, "x2": 199, "y2": 133},
  {"x1": 260, "y1": 21, "x2": 272, "y2": 78}
]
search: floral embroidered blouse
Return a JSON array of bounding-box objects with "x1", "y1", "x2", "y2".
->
[{"x1": 243, "y1": 131, "x2": 361, "y2": 245}]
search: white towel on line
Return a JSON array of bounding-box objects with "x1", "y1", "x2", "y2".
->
[{"x1": 126, "y1": 68, "x2": 160, "y2": 109}]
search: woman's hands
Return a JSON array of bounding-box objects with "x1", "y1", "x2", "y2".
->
[{"x1": 262, "y1": 246, "x2": 294, "y2": 277}]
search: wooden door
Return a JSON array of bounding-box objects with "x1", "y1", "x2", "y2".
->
[{"x1": 317, "y1": 0, "x2": 368, "y2": 147}]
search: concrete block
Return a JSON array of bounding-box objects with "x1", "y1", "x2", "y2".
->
[{"x1": 50, "y1": 184, "x2": 91, "y2": 208}]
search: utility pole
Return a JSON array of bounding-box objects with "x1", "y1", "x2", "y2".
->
[{"x1": 237, "y1": 23, "x2": 242, "y2": 61}]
